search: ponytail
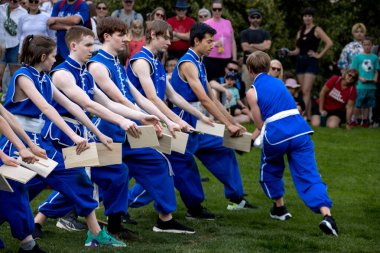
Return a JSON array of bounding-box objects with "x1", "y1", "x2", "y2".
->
[{"x1": 19, "y1": 35, "x2": 56, "y2": 66}]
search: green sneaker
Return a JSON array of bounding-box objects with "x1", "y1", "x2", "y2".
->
[{"x1": 84, "y1": 227, "x2": 126, "y2": 247}]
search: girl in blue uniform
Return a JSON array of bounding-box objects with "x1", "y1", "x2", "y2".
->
[{"x1": 245, "y1": 51, "x2": 338, "y2": 236}]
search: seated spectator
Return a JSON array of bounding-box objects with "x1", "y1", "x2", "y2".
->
[
  {"x1": 268, "y1": 59, "x2": 283, "y2": 80},
  {"x1": 284, "y1": 78, "x2": 305, "y2": 114},
  {"x1": 198, "y1": 7, "x2": 210, "y2": 23},
  {"x1": 311, "y1": 68, "x2": 358, "y2": 129},
  {"x1": 224, "y1": 72, "x2": 253, "y2": 123},
  {"x1": 165, "y1": 57, "x2": 178, "y2": 81}
]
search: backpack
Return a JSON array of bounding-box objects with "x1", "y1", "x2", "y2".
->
[{"x1": 58, "y1": 0, "x2": 91, "y2": 29}]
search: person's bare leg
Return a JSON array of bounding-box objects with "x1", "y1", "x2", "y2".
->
[
  {"x1": 158, "y1": 213, "x2": 172, "y2": 221},
  {"x1": 274, "y1": 197, "x2": 285, "y2": 207},
  {"x1": 326, "y1": 116, "x2": 341, "y2": 128},
  {"x1": 0, "y1": 64, "x2": 6, "y2": 92},
  {"x1": 85, "y1": 211, "x2": 101, "y2": 235},
  {"x1": 301, "y1": 73, "x2": 317, "y2": 121}
]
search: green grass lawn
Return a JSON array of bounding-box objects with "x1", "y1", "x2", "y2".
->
[{"x1": 1, "y1": 126, "x2": 379, "y2": 253}]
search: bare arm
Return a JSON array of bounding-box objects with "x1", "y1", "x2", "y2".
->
[
  {"x1": 246, "y1": 88, "x2": 263, "y2": 129},
  {"x1": 48, "y1": 15, "x2": 82, "y2": 30},
  {"x1": 288, "y1": 31, "x2": 301, "y2": 56},
  {"x1": 241, "y1": 40, "x2": 272, "y2": 53},
  {"x1": 173, "y1": 31, "x2": 190, "y2": 41},
  {"x1": 315, "y1": 26, "x2": 333, "y2": 59},
  {"x1": 318, "y1": 85, "x2": 330, "y2": 114},
  {"x1": 345, "y1": 99, "x2": 355, "y2": 128}
]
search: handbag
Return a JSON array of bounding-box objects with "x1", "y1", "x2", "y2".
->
[{"x1": 3, "y1": 5, "x2": 17, "y2": 36}]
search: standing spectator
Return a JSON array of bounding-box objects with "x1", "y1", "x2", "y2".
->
[
  {"x1": 18, "y1": 0, "x2": 55, "y2": 54},
  {"x1": 311, "y1": 69, "x2": 358, "y2": 128},
  {"x1": 145, "y1": 6, "x2": 166, "y2": 28},
  {"x1": 197, "y1": 7, "x2": 210, "y2": 23},
  {"x1": 111, "y1": 0, "x2": 143, "y2": 28},
  {"x1": 350, "y1": 37, "x2": 380, "y2": 128},
  {"x1": 338, "y1": 23, "x2": 366, "y2": 72},
  {"x1": 91, "y1": 1, "x2": 108, "y2": 53},
  {"x1": 48, "y1": 0, "x2": 90, "y2": 64},
  {"x1": 268, "y1": 59, "x2": 283, "y2": 80},
  {"x1": 371, "y1": 40, "x2": 380, "y2": 126},
  {"x1": 240, "y1": 8, "x2": 271, "y2": 91},
  {"x1": 0, "y1": 0, "x2": 27, "y2": 96},
  {"x1": 166, "y1": 0, "x2": 195, "y2": 59},
  {"x1": 125, "y1": 19, "x2": 144, "y2": 65},
  {"x1": 203, "y1": 0, "x2": 237, "y2": 81},
  {"x1": 288, "y1": 7, "x2": 333, "y2": 121}
]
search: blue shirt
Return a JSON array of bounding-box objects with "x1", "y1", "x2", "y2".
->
[
  {"x1": 51, "y1": 0, "x2": 89, "y2": 59},
  {"x1": 127, "y1": 47, "x2": 167, "y2": 100}
]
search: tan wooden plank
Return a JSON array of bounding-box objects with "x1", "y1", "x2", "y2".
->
[
  {"x1": 195, "y1": 120, "x2": 225, "y2": 137},
  {"x1": 126, "y1": 125, "x2": 159, "y2": 148},
  {"x1": 162, "y1": 128, "x2": 189, "y2": 154},
  {"x1": 96, "y1": 143, "x2": 122, "y2": 166},
  {"x1": 223, "y1": 131, "x2": 253, "y2": 152},
  {"x1": 62, "y1": 142, "x2": 99, "y2": 169},
  {"x1": 17, "y1": 156, "x2": 57, "y2": 178},
  {"x1": 0, "y1": 174, "x2": 13, "y2": 192},
  {"x1": 154, "y1": 133, "x2": 172, "y2": 154},
  {"x1": 0, "y1": 165, "x2": 37, "y2": 184}
]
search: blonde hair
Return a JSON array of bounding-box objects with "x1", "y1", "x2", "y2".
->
[
  {"x1": 351, "y1": 23, "x2": 366, "y2": 35},
  {"x1": 246, "y1": 51, "x2": 271, "y2": 74},
  {"x1": 269, "y1": 59, "x2": 283, "y2": 80}
]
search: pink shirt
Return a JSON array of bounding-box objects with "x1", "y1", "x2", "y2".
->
[{"x1": 204, "y1": 18, "x2": 234, "y2": 59}]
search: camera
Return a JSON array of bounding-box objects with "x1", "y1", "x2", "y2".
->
[{"x1": 275, "y1": 48, "x2": 289, "y2": 58}]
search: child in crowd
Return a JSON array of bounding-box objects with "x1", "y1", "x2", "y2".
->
[
  {"x1": 284, "y1": 78, "x2": 305, "y2": 114},
  {"x1": 351, "y1": 36, "x2": 380, "y2": 127},
  {"x1": 126, "y1": 19, "x2": 145, "y2": 65}
]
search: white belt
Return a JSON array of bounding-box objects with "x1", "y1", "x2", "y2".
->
[
  {"x1": 14, "y1": 115, "x2": 45, "y2": 134},
  {"x1": 254, "y1": 109, "x2": 299, "y2": 148}
]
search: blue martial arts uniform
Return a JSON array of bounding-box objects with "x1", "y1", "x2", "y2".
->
[
  {"x1": 0, "y1": 65, "x2": 97, "y2": 239},
  {"x1": 37, "y1": 57, "x2": 129, "y2": 217},
  {"x1": 87, "y1": 49, "x2": 176, "y2": 214},
  {"x1": 253, "y1": 73, "x2": 332, "y2": 213}
]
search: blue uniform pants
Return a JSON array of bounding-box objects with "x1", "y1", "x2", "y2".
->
[{"x1": 260, "y1": 134, "x2": 332, "y2": 213}]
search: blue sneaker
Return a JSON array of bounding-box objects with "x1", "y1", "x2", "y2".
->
[{"x1": 85, "y1": 227, "x2": 126, "y2": 247}]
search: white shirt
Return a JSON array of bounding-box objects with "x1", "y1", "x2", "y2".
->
[
  {"x1": 40, "y1": 1, "x2": 53, "y2": 15},
  {"x1": 0, "y1": 3, "x2": 27, "y2": 48}
]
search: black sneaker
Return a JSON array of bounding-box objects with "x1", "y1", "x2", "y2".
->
[
  {"x1": 269, "y1": 204, "x2": 292, "y2": 221},
  {"x1": 319, "y1": 215, "x2": 339, "y2": 236},
  {"x1": 18, "y1": 244, "x2": 46, "y2": 253},
  {"x1": 153, "y1": 218, "x2": 195, "y2": 234},
  {"x1": 32, "y1": 223, "x2": 43, "y2": 240},
  {"x1": 228, "y1": 198, "x2": 258, "y2": 210},
  {"x1": 122, "y1": 213, "x2": 138, "y2": 225},
  {"x1": 185, "y1": 205, "x2": 216, "y2": 220},
  {"x1": 56, "y1": 211, "x2": 87, "y2": 231}
]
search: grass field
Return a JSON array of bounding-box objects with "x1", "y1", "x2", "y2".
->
[{"x1": 1, "y1": 126, "x2": 379, "y2": 253}]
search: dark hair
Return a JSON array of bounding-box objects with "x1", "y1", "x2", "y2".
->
[
  {"x1": 227, "y1": 60, "x2": 239, "y2": 67},
  {"x1": 145, "y1": 20, "x2": 172, "y2": 44},
  {"x1": 65, "y1": 26, "x2": 94, "y2": 49},
  {"x1": 19, "y1": 35, "x2": 56, "y2": 66},
  {"x1": 189, "y1": 23, "x2": 216, "y2": 47},
  {"x1": 363, "y1": 36, "x2": 373, "y2": 43},
  {"x1": 302, "y1": 7, "x2": 315, "y2": 16},
  {"x1": 96, "y1": 1, "x2": 108, "y2": 8},
  {"x1": 97, "y1": 17, "x2": 128, "y2": 43}
]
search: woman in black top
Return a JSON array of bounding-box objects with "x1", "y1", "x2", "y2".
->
[{"x1": 289, "y1": 7, "x2": 333, "y2": 120}]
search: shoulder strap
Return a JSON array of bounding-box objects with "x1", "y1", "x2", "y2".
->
[
  {"x1": 6, "y1": 4, "x2": 10, "y2": 18},
  {"x1": 74, "y1": 0, "x2": 84, "y2": 10},
  {"x1": 58, "y1": 0, "x2": 66, "y2": 10}
]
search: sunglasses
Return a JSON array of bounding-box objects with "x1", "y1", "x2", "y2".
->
[
  {"x1": 227, "y1": 67, "x2": 238, "y2": 73},
  {"x1": 271, "y1": 67, "x2": 281, "y2": 72},
  {"x1": 97, "y1": 6, "x2": 107, "y2": 10},
  {"x1": 347, "y1": 73, "x2": 358, "y2": 79},
  {"x1": 212, "y1": 8, "x2": 223, "y2": 12},
  {"x1": 199, "y1": 14, "x2": 208, "y2": 19},
  {"x1": 155, "y1": 13, "x2": 164, "y2": 18},
  {"x1": 250, "y1": 15, "x2": 261, "y2": 19},
  {"x1": 176, "y1": 8, "x2": 187, "y2": 11},
  {"x1": 28, "y1": 0, "x2": 39, "y2": 3}
]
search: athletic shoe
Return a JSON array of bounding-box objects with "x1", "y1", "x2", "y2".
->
[
  {"x1": 18, "y1": 244, "x2": 46, "y2": 253},
  {"x1": 84, "y1": 227, "x2": 126, "y2": 247},
  {"x1": 362, "y1": 121, "x2": 370, "y2": 128},
  {"x1": 122, "y1": 213, "x2": 138, "y2": 225},
  {"x1": 350, "y1": 120, "x2": 361, "y2": 127},
  {"x1": 319, "y1": 215, "x2": 339, "y2": 236},
  {"x1": 153, "y1": 218, "x2": 195, "y2": 234},
  {"x1": 228, "y1": 198, "x2": 258, "y2": 210},
  {"x1": 185, "y1": 205, "x2": 216, "y2": 220},
  {"x1": 269, "y1": 204, "x2": 292, "y2": 221},
  {"x1": 32, "y1": 223, "x2": 43, "y2": 240},
  {"x1": 56, "y1": 214, "x2": 87, "y2": 232}
]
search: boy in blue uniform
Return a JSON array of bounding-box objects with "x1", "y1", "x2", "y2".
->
[
  {"x1": 33, "y1": 26, "x2": 160, "y2": 240},
  {"x1": 87, "y1": 17, "x2": 194, "y2": 234},
  {"x1": 246, "y1": 51, "x2": 338, "y2": 236},
  {"x1": 1, "y1": 35, "x2": 126, "y2": 247}
]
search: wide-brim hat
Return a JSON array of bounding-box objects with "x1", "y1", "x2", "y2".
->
[
  {"x1": 285, "y1": 78, "x2": 300, "y2": 88},
  {"x1": 175, "y1": 0, "x2": 190, "y2": 9}
]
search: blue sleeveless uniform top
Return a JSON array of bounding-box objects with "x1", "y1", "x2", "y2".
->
[
  {"x1": 127, "y1": 47, "x2": 167, "y2": 100},
  {"x1": 87, "y1": 49, "x2": 133, "y2": 142},
  {"x1": 42, "y1": 57, "x2": 95, "y2": 146},
  {"x1": 171, "y1": 48, "x2": 208, "y2": 102},
  {"x1": 253, "y1": 73, "x2": 313, "y2": 144},
  {"x1": 4, "y1": 65, "x2": 53, "y2": 119}
]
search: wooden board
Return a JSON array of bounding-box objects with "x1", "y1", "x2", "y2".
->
[
  {"x1": 126, "y1": 125, "x2": 159, "y2": 149},
  {"x1": 223, "y1": 131, "x2": 253, "y2": 152},
  {"x1": 154, "y1": 133, "x2": 172, "y2": 154},
  {"x1": 96, "y1": 143, "x2": 122, "y2": 166},
  {"x1": 0, "y1": 164, "x2": 37, "y2": 184},
  {"x1": 0, "y1": 174, "x2": 13, "y2": 192},
  {"x1": 62, "y1": 142, "x2": 99, "y2": 169},
  {"x1": 17, "y1": 156, "x2": 57, "y2": 178},
  {"x1": 162, "y1": 128, "x2": 189, "y2": 154},
  {"x1": 195, "y1": 120, "x2": 225, "y2": 137}
]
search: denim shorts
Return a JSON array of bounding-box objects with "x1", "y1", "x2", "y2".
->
[
  {"x1": 0, "y1": 45, "x2": 20, "y2": 64},
  {"x1": 355, "y1": 89, "x2": 376, "y2": 108},
  {"x1": 296, "y1": 55, "x2": 319, "y2": 75}
]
